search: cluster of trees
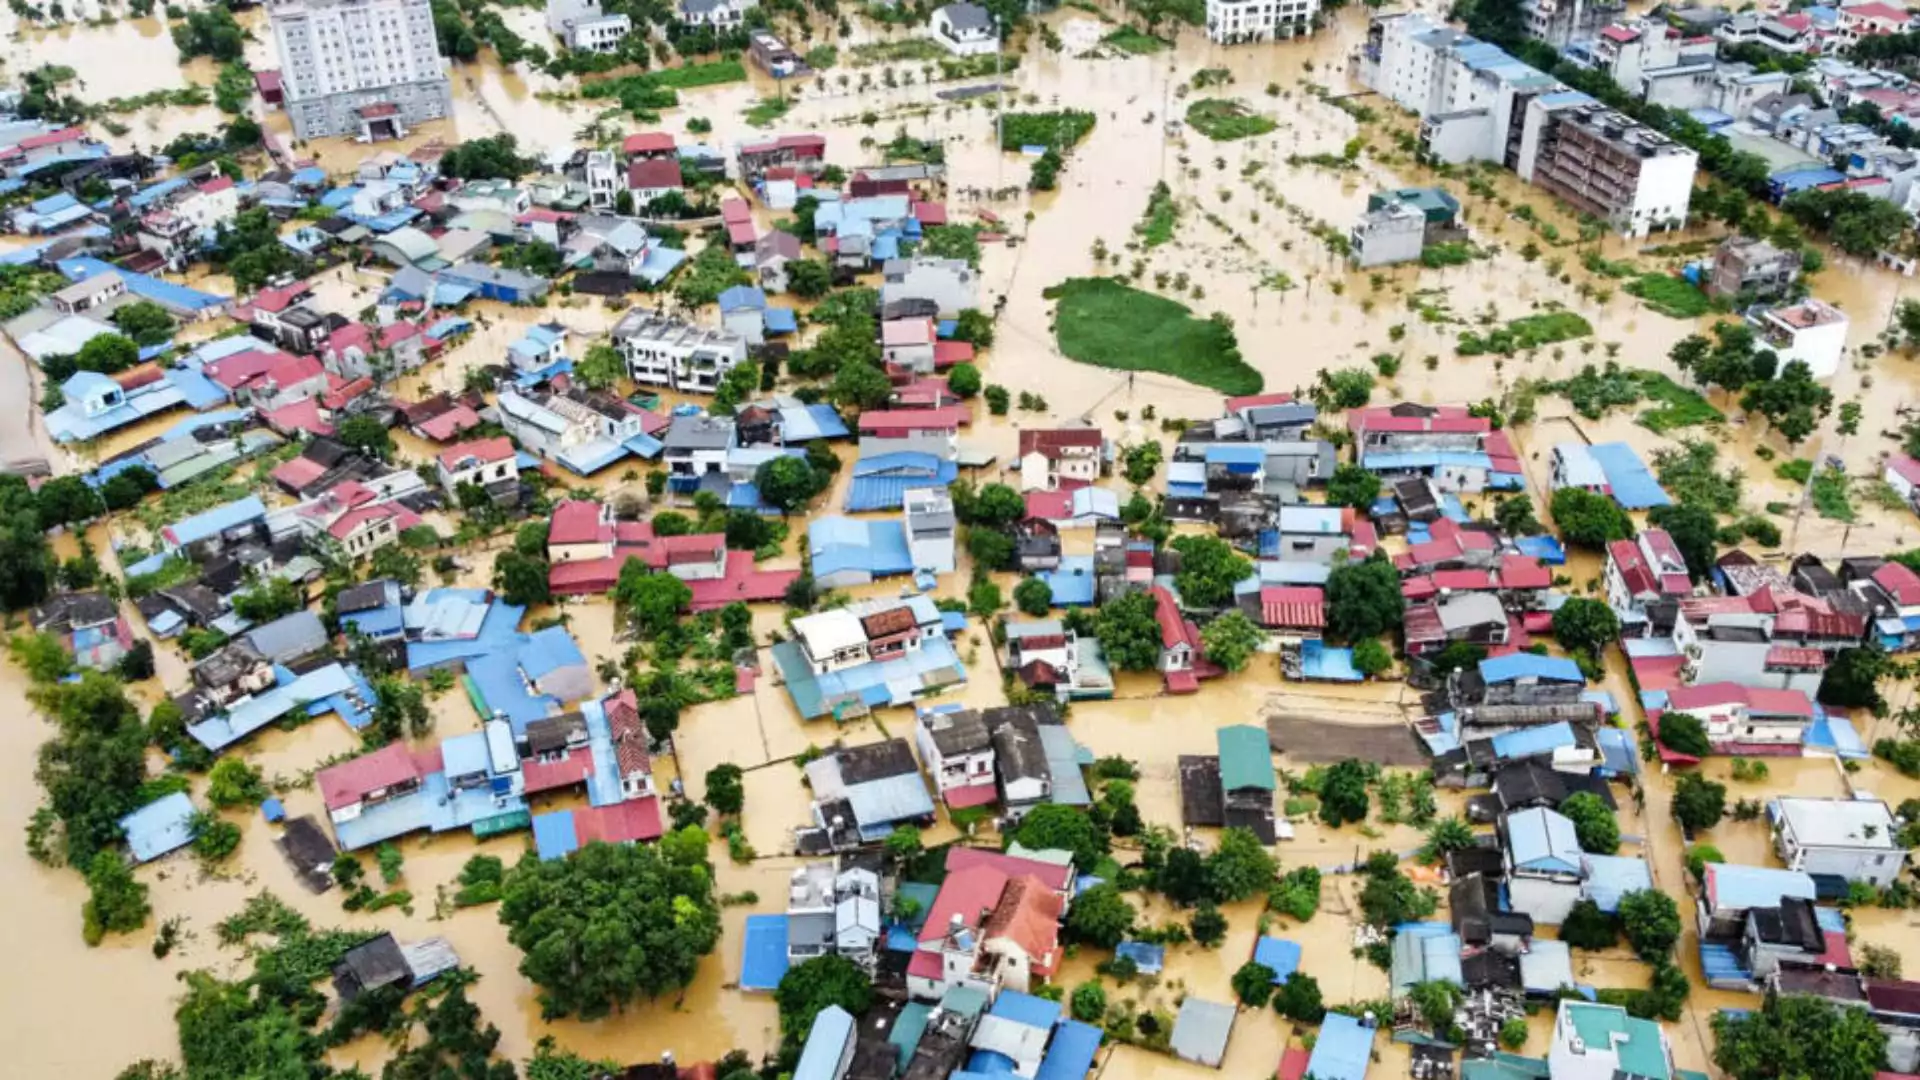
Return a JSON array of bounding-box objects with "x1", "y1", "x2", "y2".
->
[
  {"x1": 493, "y1": 520, "x2": 555, "y2": 609},
  {"x1": 497, "y1": 839, "x2": 723, "y2": 1020},
  {"x1": 210, "y1": 208, "x2": 308, "y2": 293},
  {"x1": 440, "y1": 134, "x2": 540, "y2": 181},
  {"x1": 172, "y1": 5, "x2": 245, "y2": 61}
]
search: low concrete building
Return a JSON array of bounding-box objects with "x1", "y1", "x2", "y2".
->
[
  {"x1": 928, "y1": 2, "x2": 997, "y2": 55},
  {"x1": 1709, "y1": 236, "x2": 1803, "y2": 301},
  {"x1": 1747, "y1": 298, "x2": 1848, "y2": 380},
  {"x1": 1771, "y1": 796, "x2": 1906, "y2": 887}
]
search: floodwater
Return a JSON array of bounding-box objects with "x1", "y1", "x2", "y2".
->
[{"x1": 14, "y1": 0, "x2": 1920, "y2": 1075}]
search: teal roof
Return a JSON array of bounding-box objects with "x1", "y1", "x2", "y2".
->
[
  {"x1": 1563, "y1": 1002, "x2": 1670, "y2": 1080},
  {"x1": 890, "y1": 1002, "x2": 932, "y2": 1071},
  {"x1": 1217, "y1": 725, "x2": 1274, "y2": 792}
]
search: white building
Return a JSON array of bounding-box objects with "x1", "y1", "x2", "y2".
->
[
  {"x1": 928, "y1": 2, "x2": 997, "y2": 55},
  {"x1": 915, "y1": 707, "x2": 996, "y2": 807},
  {"x1": 1205, "y1": 0, "x2": 1317, "y2": 43},
  {"x1": 1517, "y1": 96, "x2": 1697, "y2": 237},
  {"x1": 1772, "y1": 796, "x2": 1907, "y2": 887},
  {"x1": 1548, "y1": 1000, "x2": 1677, "y2": 1080},
  {"x1": 434, "y1": 436, "x2": 518, "y2": 496},
  {"x1": 677, "y1": 0, "x2": 752, "y2": 27},
  {"x1": 269, "y1": 0, "x2": 454, "y2": 141},
  {"x1": 880, "y1": 256, "x2": 978, "y2": 318},
  {"x1": 1747, "y1": 298, "x2": 1848, "y2": 379},
  {"x1": 785, "y1": 862, "x2": 881, "y2": 969},
  {"x1": 611, "y1": 310, "x2": 748, "y2": 394},
  {"x1": 545, "y1": 0, "x2": 630, "y2": 51},
  {"x1": 903, "y1": 488, "x2": 957, "y2": 574}
]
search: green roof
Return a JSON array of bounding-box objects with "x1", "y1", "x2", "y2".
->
[
  {"x1": 1460, "y1": 1053, "x2": 1550, "y2": 1080},
  {"x1": 1564, "y1": 1002, "x2": 1670, "y2": 1080},
  {"x1": 940, "y1": 984, "x2": 988, "y2": 1019},
  {"x1": 889, "y1": 1003, "x2": 932, "y2": 1071},
  {"x1": 1217, "y1": 725, "x2": 1275, "y2": 792},
  {"x1": 1368, "y1": 186, "x2": 1461, "y2": 224}
]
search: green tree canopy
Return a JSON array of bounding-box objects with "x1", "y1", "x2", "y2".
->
[
  {"x1": 1094, "y1": 590, "x2": 1163, "y2": 671},
  {"x1": 1325, "y1": 552, "x2": 1403, "y2": 643},
  {"x1": 1658, "y1": 712, "x2": 1712, "y2": 758},
  {"x1": 755, "y1": 455, "x2": 824, "y2": 515},
  {"x1": 1551, "y1": 597, "x2": 1619, "y2": 658},
  {"x1": 1064, "y1": 882, "x2": 1136, "y2": 948},
  {"x1": 1559, "y1": 792, "x2": 1620, "y2": 854},
  {"x1": 1560, "y1": 897, "x2": 1620, "y2": 951},
  {"x1": 1325, "y1": 462, "x2": 1382, "y2": 509},
  {"x1": 774, "y1": 954, "x2": 873, "y2": 1050},
  {"x1": 1672, "y1": 771, "x2": 1727, "y2": 831},
  {"x1": 1199, "y1": 610, "x2": 1263, "y2": 673},
  {"x1": 1713, "y1": 991, "x2": 1888, "y2": 1080},
  {"x1": 613, "y1": 560, "x2": 692, "y2": 637},
  {"x1": 1013, "y1": 804, "x2": 1107, "y2": 869},
  {"x1": 498, "y1": 841, "x2": 722, "y2": 1021},
  {"x1": 1206, "y1": 826, "x2": 1277, "y2": 902},
  {"x1": 1318, "y1": 759, "x2": 1370, "y2": 827},
  {"x1": 492, "y1": 550, "x2": 552, "y2": 608},
  {"x1": 1549, "y1": 486, "x2": 1634, "y2": 548},
  {"x1": 1170, "y1": 535, "x2": 1253, "y2": 609},
  {"x1": 1232, "y1": 961, "x2": 1276, "y2": 1007}
]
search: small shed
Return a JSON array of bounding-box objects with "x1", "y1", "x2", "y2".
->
[
  {"x1": 1304, "y1": 1012, "x2": 1376, "y2": 1080},
  {"x1": 1169, "y1": 996, "x2": 1236, "y2": 1069},
  {"x1": 333, "y1": 933, "x2": 411, "y2": 1001},
  {"x1": 119, "y1": 792, "x2": 197, "y2": 863},
  {"x1": 1252, "y1": 937, "x2": 1303, "y2": 983}
]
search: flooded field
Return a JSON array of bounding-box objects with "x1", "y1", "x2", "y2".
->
[{"x1": 12, "y1": 0, "x2": 1920, "y2": 1076}]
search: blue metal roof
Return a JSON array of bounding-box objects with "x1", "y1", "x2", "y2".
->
[
  {"x1": 1513, "y1": 535, "x2": 1566, "y2": 564},
  {"x1": 1490, "y1": 721, "x2": 1576, "y2": 762},
  {"x1": 1038, "y1": 556, "x2": 1097, "y2": 606},
  {"x1": 990, "y1": 989, "x2": 1062, "y2": 1030},
  {"x1": 795, "y1": 1006, "x2": 855, "y2": 1080},
  {"x1": 809, "y1": 517, "x2": 914, "y2": 579},
  {"x1": 1581, "y1": 855, "x2": 1652, "y2": 913},
  {"x1": 120, "y1": 791, "x2": 196, "y2": 863},
  {"x1": 1588, "y1": 442, "x2": 1671, "y2": 509},
  {"x1": 765, "y1": 306, "x2": 798, "y2": 334},
  {"x1": 518, "y1": 625, "x2": 585, "y2": 680},
  {"x1": 739, "y1": 914, "x2": 791, "y2": 991},
  {"x1": 1305, "y1": 1013, "x2": 1375, "y2": 1080},
  {"x1": 1506, "y1": 807, "x2": 1582, "y2": 873},
  {"x1": 1705, "y1": 863, "x2": 1815, "y2": 912},
  {"x1": 718, "y1": 284, "x2": 767, "y2": 311},
  {"x1": 1035, "y1": 1019, "x2": 1102, "y2": 1080},
  {"x1": 1478, "y1": 653, "x2": 1582, "y2": 685},
  {"x1": 58, "y1": 257, "x2": 228, "y2": 312},
  {"x1": 533, "y1": 809, "x2": 579, "y2": 859},
  {"x1": 164, "y1": 494, "x2": 267, "y2": 547},
  {"x1": 1253, "y1": 937, "x2": 1302, "y2": 982}
]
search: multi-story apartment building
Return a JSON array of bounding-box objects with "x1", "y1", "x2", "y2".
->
[
  {"x1": 545, "y1": 0, "x2": 630, "y2": 52},
  {"x1": 1204, "y1": 0, "x2": 1318, "y2": 44},
  {"x1": 1518, "y1": 96, "x2": 1697, "y2": 237},
  {"x1": 270, "y1": 0, "x2": 453, "y2": 141},
  {"x1": 610, "y1": 310, "x2": 748, "y2": 394},
  {"x1": 1708, "y1": 236, "x2": 1804, "y2": 301},
  {"x1": 1522, "y1": 0, "x2": 1622, "y2": 48}
]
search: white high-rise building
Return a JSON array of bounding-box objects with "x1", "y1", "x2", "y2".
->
[
  {"x1": 270, "y1": 0, "x2": 453, "y2": 142},
  {"x1": 1205, "y1": 0, "x2": 1318, "y2": 44}
]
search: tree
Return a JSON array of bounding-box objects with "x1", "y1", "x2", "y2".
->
[
  {"x1": 369, "y1": 544, "x2": 421, "y2": 590},
  {"x1": 1671, "y1": 771, "x2": 1727, "y2": 832},
  {"x1": 83, "y1": 851, "x2": 151, "y2": 945},
  {"x1": 1207, "y1": 826, "x2": 1277, "y2": 902},
  {"x1": 970, "y1": 483, "x2": 1027, "y2": 529},
  {"x1": 1741, "y1": 360, "x2": 1833, "y2": 445},
  {"x1": 1232, "y1": 962, "x2": 1277, "y2": 1008},
  {"x1": 1189, "y1": 902, "x2": 1228, "y2": 946},
  {"x1": 1620, "y1": 883, "x2": 1681, "y2": 957},
  {"x1": 967, "y1": 527, "x2": 1015, "y2": 572},
  {"x1": 1070, "y1": 982, "x2": 1107, "y2": 1024},
  {"x1": 1064, "y1": 882, "x2": 1136, "y2": 948},
  {"x1": 1420, "y1": 816, "x2": 1476, "y2": 862},
  {"x1": 1494, "y1": 492, "x2": 1543, "y2": 535},
  {"x1": 492, "y1": 550, "x2": 552, "y2": 608},
  {"x1": 948, "y1": 363, "x2": 982, "y2": 398},
  {"x1": 1319, "y1": 759, "x2": 1370, "y2": 827},
  {"x1": 1657, "y1": 712, "x2": 1712, "y2": 758},
  {"x1": 1712, "y1": 991, "x2": 1888, "y2": 1080},
  {"x1": 100, "y1": 466, "x2": 159, "y2": 511},
  {"x1": 1121, "y1": 442, "x2": 1164, "y2": 487},
  {"x1": 614, "y1": 560, "x2": 692, "y2": 637},
  {"x1": 1427, "y1": 641, "x2": 1487, "y2": 676},
  {"x1": 773, "y1": 954, "x2": 873, "y2": 1054},
  {"x1": 704, "y1": 764, "x2": 744, "y2": 815},
  {"x1": 0, "y1": 476, "x2": 52, "y2": 610},
  {"x1": 1094, "y1": 590, "x2": 1163, "y2": 671},
  {"x1": 33, "y1": 672, "x2": 150, "y2": 868},
  {"x1": 785, "y1": 258, "x2": 831, "y2": 299},
  {"x1": 1408, "y1": 979, "x2": 1464, "y2": 1037},
  {"x1": 1200, "y1": 611, "x2": 1263, "y2": 673},
  {"x1": 1559, "y1": 792, "x2": 1620, "y2": 854},
  {"x1": 367, "y1": 677, "x2": 432, "y2": 746},
  {"x1": 440, "y1": 134, "x2": 539, "y2": 180},
  {"x1": 1013, "y1": 804, "x2": 1107, "y2": 869},
  {"x1": 1014, "y1": 576, "x2": 1053, "y2": 616},
  {"x1": 968, "y1": 578, "x2": 1004, "y2": 618},
  {"x1": 33, "y1": 475, "x2": 103, "y2": 529},
  {"x1": 117, "y1": 640, "x2": 155, "y2": 682},
  {"x1": 755, "y1": 455, "x2": 823, "y2": 515},
  {"x1": 1352, "y1": 638, "x2": 1391, "y2": 677},
  {"x1": 1551, "y1": 597, "x2": 1619, "y2": 658},
  {"x1": 499, "y1": 841, "x2": 722, "y2": 1020},
  {"x1": 1820, "y1": 645, "x2": 1891, "y2": 710},
  {"x1": 1156, "y1": 844, "x2": 1210, "y2": 905},
  {"x1": 1325, "y1": 463, "x2": 1382, "y2": 509},
  {"x1": 575, "y1": 343, "x2": 625, "y2": 391},
  {"x1": 829, "y1": 361, "x2": 891, "y2": 410},
  {"x1": 1646, "y1": 502, "x2": 1718, "y2": 582},
  {"x1": 1325, "y1": 553, "x2": 1404, "y2": 642},
  {"x1": 110, "y1": 301, "x2": 177, "y2": 347},
  {"x1": 231, "y1": 576, "x2": 302, "y2": 622},
  {"x1": 1170, "y1": 535, "x2": 1253, "y2": 609},
  {"x1": 336, "y1": 415, "x2": 394, "y2": 461},
  {"x1": 72, "y1": 331, "x2": 139, "y2": 374},
  {"x1": 985, "y1": 385, "x2": 1011, "y2": 415},
  {"x1": 1550, "y1": 487, "x2": 1633, "y2": 547},
  {"x1": 1359, "y1": 852, "x2": 1434, "y2": 927},
  {"x1": 1560, "y1": 897, "x2": 1620, "y2": 951},
  {"x1": 1273, "y1": 971, "x2": 1324, "y2": 1023},
  {"x1": 206, "y1": 758, "x2": 268, "y2": 809},
  {"x1": 10, "y1": 631, "x2": 71, "y2": 684},
  {"x1": 882, "y1": 825, "x2": 922, "y2": 865}
]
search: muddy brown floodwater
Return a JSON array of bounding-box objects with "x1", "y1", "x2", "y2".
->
[{"x1": 14, "y1": 0, "x2": 1920, "y2": 1075}]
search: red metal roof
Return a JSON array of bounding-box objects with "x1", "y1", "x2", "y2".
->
[
  {"x1": 684, "y1": 557, "x2": 800, "y2": 611},
  {"x1": 437, "y1": 435, "x2": 515, "y2": 472},
  {"x1": 1888, "y1": 453, "x2": 1920, "y2": 487},
  {"x1": 1223, "y1": 391, "x2": 1294, "y2": 412},
  {"x1": 1259, "y1": 586, "x2": 1325, "y2": 629},
  {"x1": 945, "y1": 781, "x2": 999, "y2": 809},
  {"x1": 1765, "y1": 645, "x2": 1826, "y2": 670},
  {"x1": 318, "y1": 742, "x2": 421, "y2": 811},
  {"x1": 574, "y1": 797, "x2": 664, "y2": 844},
  {"x1": 251, "y1": 280, "x2": 312, "y2": 313},
  {"x1": 550, "y1": 499, "x2": 609, "y2": 546},
  {"x1": 858, "y1": 405, "x2": 970, "y2": 433},
  {"x1": 627, "y1": 158, "x2": 683, "y2": 191},
  {"x1": 522, "y1": 753, "x2": 596, "y2": 794},
  {"x1": 1152, "y1": 585, "x2": 1197, "y2": 651},
  {"x1": 919, "y1": 864, "x2": 1008, "y2": 944},
  {"x1": 622, "y1": 131, "x2": 677, "y2": 156},
  {"x1": 1873, "y1": 561, "x2": 1920, "y2": 605},
  {"x1": 17, "y1": 126, "x2": 85, "y2": 151},
  {"x1": 271, "y1": 456, "x2": 327, "y2": 491},
  {"x1": 549, "y1": 557, "x2": 622, "y2": 597},
  {"x1": 1018, "y1": 428, "x2": 1104, "y2": 459},
  {"x1": 1499, "y1": 553, "x2": 1552, "y2": 590},
  {"x1": 720, "y1": 198, "x2": 752, "y2": 223}
]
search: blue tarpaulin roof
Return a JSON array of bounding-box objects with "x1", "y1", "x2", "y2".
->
[
  {"x1": 1514, "y1": 535, "x2": 1566, "y2": 564},
  {"x1": 1479, "y1": 653, "x2": 1582, "y2": 685},
  {"x1": 1490, "y1": 721, "x2": 1576, "y2": 762},
  {"x1": 1299, "y1": 640, "x2": 1364, "y2": 682},
  {"x1": 739, "y1": 914, "x2": 791, "y2": 991}
]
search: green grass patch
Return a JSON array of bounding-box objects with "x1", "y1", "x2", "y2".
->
[
  {"x1": 1580, "y1": 251, "x2": 1638, "y2": 279},
  {"x1": 1457, "y1": 310, "x2": 1591, "y2": 356},
  {"x1": 1774, "y1": 458, "x2": 1813, "y2": 484},
  {"x1": 1136, "y1": 181, "x2": 1177, "y2": 247},
  {"x1": 646, "y1": 60, "x2": 746, "y2": 89},
  {"x1": 1624, "y1": 273, "x2": 1714, "y2": 318},
  {"x1": 848, "y1": 38, "x2": 947, "y2": 65},
  {"x1": 1634, "y1": 371, "x2": 1723, "y2": 433},
  {"x1": 743, "y1": 96, "x2": 792, "y2": 128},
  {"x1": 1811, "y1": 467, "x2": 1855, "y2": 522},
  {"x1": 1184, "y1": 98, "x2": 1277, "y2": 141},
  {"x1": 1421, "y1": 241, "x2": 1476, "y2": 268},
  {"x1": 1000, "y1": 110, "x2": 1096, "y2": 150},
  {"x1": 1102, "y1": 26, "x2": 1169, "y2": 53},
  {"x1": 1546, "y1": 363, "x2": 1721, "y2": 432},
  {"x1": 1044, "y1": 276, "x2": 1261, "y2": 395},
  {"x1": 805, "y1": 45, "x2": 838, "y2": 69}
]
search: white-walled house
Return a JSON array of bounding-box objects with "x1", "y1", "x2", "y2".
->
[
  {"x1": 928, "y1": 2, "x2": 997, "y2": 55},
  {"x1": 1504, "y1": 807, "x2": 1584, "y2": 926},
  {"x1": 1548, "y1": 1000, "x2": 1678, "y2": 1080},
  {"x1": 435, "y1": 436, "x2": 518, "y2": 496},
  {"x1": 1747, "y1": 298, "x2": 1848, "y2": 380},
  {"x1": 1772, "y1": 797, "x2": 1907, "y2": 887},
  {"x1": 915, "y1": 707, "x2": 997, "y2": 809}
]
